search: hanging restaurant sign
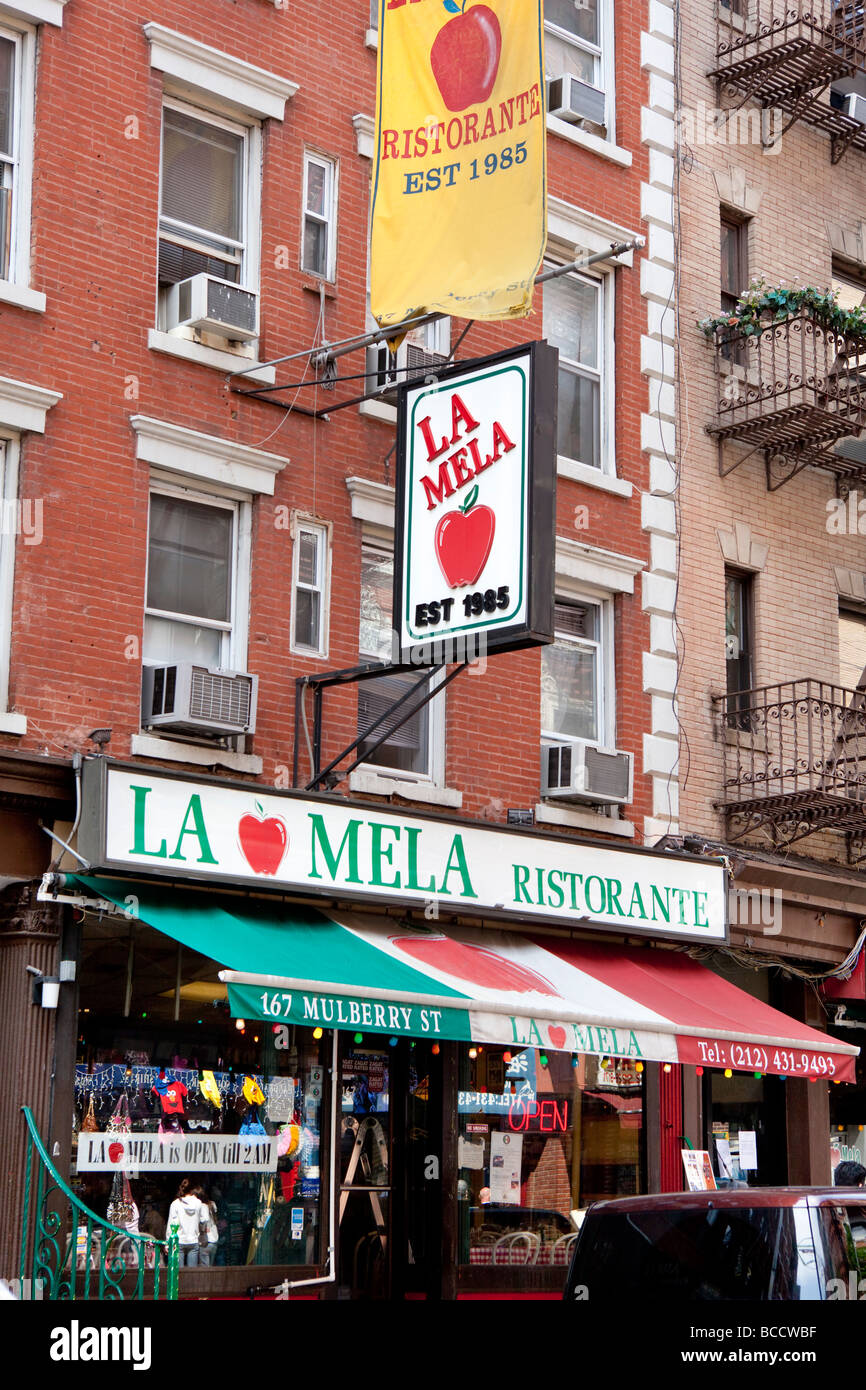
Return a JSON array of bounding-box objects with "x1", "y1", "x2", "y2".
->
[
  {"x1": 76, "y1": 761, "x2": 727, "y2": 945},
  {"x1": 370, "y1": 0, "x2": 547, "y2": 328},
  {"x1": 394, "y1": 341, "x2": 557, "y2": 664}
]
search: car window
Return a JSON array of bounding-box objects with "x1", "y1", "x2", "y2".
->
[{"x1": 567, "y1": 1205, "x2": 820, "y2": 1301}]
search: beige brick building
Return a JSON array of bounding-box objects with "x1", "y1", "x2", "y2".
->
[{"x1": 672, "y1": 0, "x2": 866, "y2": 1181}]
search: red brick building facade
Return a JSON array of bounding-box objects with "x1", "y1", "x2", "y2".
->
[{"x1": 0, "y1": 0, "x2": 715, "y2": 1299}]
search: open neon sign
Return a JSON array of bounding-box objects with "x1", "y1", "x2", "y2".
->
[{"x1": 507, "y1": 1097, "x2": 569, "y2": 1133}]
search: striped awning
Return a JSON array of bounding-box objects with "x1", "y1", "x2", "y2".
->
[{"x1": 75, "y1": 876, "x2": 858, "y2": 1081}]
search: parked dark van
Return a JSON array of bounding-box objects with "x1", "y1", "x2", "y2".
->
[{"x1": 564, "y1": 1189, "x2": 866, "y2": 1301}]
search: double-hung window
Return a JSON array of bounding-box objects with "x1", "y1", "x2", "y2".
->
[
  {"x1": 302, "y1": 153, "x2": 337, "y2": 281},
  {"x1": 158, "y1": 100, "x2": 251, "y2": 303},
  {"x1": 544, "y1": 0, "x2": 603, "y2": 87},
  {"x1": 541, "y1": 599, "x2": 607, "y2": 748},
  {"x1": 357, "y1": 541, "x2": 436, "y2": 779},
  {"x1": 0, "y1": 18, "x2": 35, "y2": 291},
  {"x1": 292, "y1": 519, "x2": 330, "y2": 657},
  {"x1": 544, "y1": 270, "x2": 604, "y2": 470},
  {"x1": 144, "y1": 488, "x2": 238, "y2": 668}
]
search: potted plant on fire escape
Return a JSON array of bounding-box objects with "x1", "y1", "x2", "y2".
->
[{"x1": 701, "y1": 279, "x2": 866, "y2": 490}]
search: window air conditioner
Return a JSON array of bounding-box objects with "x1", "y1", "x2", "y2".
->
[
  {"x1": 843, "y1": 92, "x2": 866, "y2": 125},
  {"x1": 164, "y1": 273, "x2": 259, "y2": 343},
  {"x1": 541, "y1": 741, "x2": 632, "y2": 806},
  {"x1": 546, "y1": 74, "x2": 606, "y2": 128},
  {"x1": 141, "y1": 663, "x2": 258, "y2": 738},
  {"x1": 367, "y1": 327, "x2": 449, "y2": 401}
]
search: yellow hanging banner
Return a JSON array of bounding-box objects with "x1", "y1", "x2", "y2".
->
[{"x1": 371, "y1": 0, "x2": 547, "y2": 329}]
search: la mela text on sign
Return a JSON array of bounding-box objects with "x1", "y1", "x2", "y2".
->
[
  {"x1": 128, "y1": 788, "x2": 712, "y2": 931},
  {"x1": 417, "y1": 391, "x2": 515, "y2": 512}
]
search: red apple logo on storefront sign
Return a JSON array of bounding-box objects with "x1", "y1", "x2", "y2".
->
[
  {"x1": 238, "y1": 801, "x2": 288, "y2": 876},
  {"x1": 390, "y1": 934, "x2": 560, "y2": 996},
  {"x1": 108, "y1": 1141, "x2": 125, "y2": 1164},
  {"x1": 431, "y1": 1, "x2": 502, "y2": 113},
  {"x1": 548, "y1": 1026, "x2": 567, "y2": 1051},
  {"x1": 435, "y1": 485, "x2": 495, "y2": 588}
]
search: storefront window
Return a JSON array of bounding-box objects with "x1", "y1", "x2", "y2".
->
[
  {"x1": 707, "y1": 1070, "x2": 786, "y2": 1187},
  {"x1": 457, "y1": 1044, "x2": 644, "y2": 1287},
  {"x1": 72, "y1": 917, "x2": 326, "y2": 1275}
]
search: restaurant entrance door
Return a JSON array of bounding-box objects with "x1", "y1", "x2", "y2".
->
[{"x1": 336, "y1": 1037, "x2": 443, "y2": 1299}]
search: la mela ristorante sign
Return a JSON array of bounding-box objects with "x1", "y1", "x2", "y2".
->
[
  {"x1": 79, "y1": 764, "x2": 728, "y2": 945},
  {"x1": 394, "y1": 341, "x2": 556, "y2": 664}
]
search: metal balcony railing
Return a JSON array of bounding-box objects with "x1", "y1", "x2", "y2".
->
[
  {"x1": 18, "y1": 1106, "x2": 178, "y2": 1301},
  {"x1": 711, "y1": 0, "x2": 866, "y2": 160},
  {"x1": 713, "y1": 679, "x2": 866, "y2": 859},
  {"x1": 707, "y1": 308, "x2": 866, "y2": 488}
]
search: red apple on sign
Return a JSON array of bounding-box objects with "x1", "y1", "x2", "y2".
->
[
  {"x1": 108, "y1": 1141, "x2": 125, "y2": 1164},
  {"x1": 391, "y1": 934, "x2": 560, "y2": 996},
  {"x1": 238, "y1": 801, "x2": 288, "y2": 876},
  {"x1": 435, "y1": 484, "x2": 495, "y2": 588},
  {"x1": 431, "y1": 1, "x2": 502, "y2": 113},
  {"x1": 548, "y1": 1025, "x2": 567, "y2": 1051}
]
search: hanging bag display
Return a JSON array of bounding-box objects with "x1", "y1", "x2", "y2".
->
[
  {"x1": 239, "y1": 1107, "x2": 266, "y2": 1137},
  {"x1": 106, "y1": 1092, "x2": 131, "y2": 1134},
  {"x1": 81, "y1": 1094, "x2": 98, "y2": 1133}
]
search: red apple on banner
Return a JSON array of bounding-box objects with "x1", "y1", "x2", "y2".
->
[
  {"x1": 238, "y1": 801, "x2": 288, "y2": 875},
  {"x1": 431, "y1": 1, "x2": 502, "y2": 113},
  {"x1": 108, "y1": 1141, "x2": 125, "y2": 1164},
  {"x1": 548, "y1": 1025, "x2": 567, "y2": 1051},
  {"x1": 391, "y1": 934, "x2": 560, "y2": 996},
  {"x1": 435, "y1": 484, "x2": 495, "y2": 587}
]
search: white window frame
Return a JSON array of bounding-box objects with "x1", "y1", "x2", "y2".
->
[
  {"x1": 301, "y1": 151, "x2": 338, "y2": 282},
  {"x1": 543, "y1": 0, "x2": 614, "y2": 137},
  {"x1": 290, "y1": 515, "x2": 331, "y2": 659},
  {"x1": 143, "y1": 480, "x2": 250, "y2": 673},
  {"x1": 357, "y1": 536, "x2": 445, "y2": 788},
  {"x1": 156, "y1": 96, "x2": 260, "y2": 335},
  {"x1": 544, "y1": 261, "x2": 614, "y2": 478},
  {"x1": 0, "y1": 16, "x2": 40, "y2": 309},
  {"x1": 541, "y1": 588, "x2": 615, "y2": 753}
]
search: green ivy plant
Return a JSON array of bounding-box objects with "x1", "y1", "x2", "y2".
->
[{"x1": 699, "y1": 277, "x2": 866, "y2": 339}]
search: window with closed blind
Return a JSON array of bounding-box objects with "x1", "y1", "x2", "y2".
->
[
  {"x1": 157, "y1": 98, "x2": 258, "y2": 331},
  {"x1": 144, "y1": 488, "x2": 238, "y2": 669},
  {"x1": 541, "y1": 599, "x2": 606, "y2": 745},
  {"x1": 357, "y1": 542, "x2": 435, "y2": 779}
]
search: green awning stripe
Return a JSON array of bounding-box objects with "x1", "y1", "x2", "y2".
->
[
  {"x1": 227, "y1": 982, "x2": 473, "y2": 1042},
  {"x1": 74, "y1": 875, "x2": 470, "y2": 1001}
]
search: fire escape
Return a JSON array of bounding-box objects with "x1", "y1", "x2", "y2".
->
[
  {"x1": 706, "y1": 306, "x2": 866, "y2": 491},
  {"x1": 713, "y1": 682, "x2": 866, "y2": 863},
  {"x1": 710, "y1": 0, "x2": 866, "y2": 164}
]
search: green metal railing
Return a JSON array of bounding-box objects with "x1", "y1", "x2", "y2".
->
[{"x1": 19, "y1": 1107, "x2": 178, "y2": 1301}]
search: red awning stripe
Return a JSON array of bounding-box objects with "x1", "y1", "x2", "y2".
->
[{"x1": 534, "y1": 936, "x2": 857, "y2": 1081}]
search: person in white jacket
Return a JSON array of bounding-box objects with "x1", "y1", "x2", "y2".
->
[
  {"x1": 193, "y1": 1186, "x2": 219, "y2": 1266},
  {"x1": 167, "y1": 1178, "x2": 207, "y2": 1266}
]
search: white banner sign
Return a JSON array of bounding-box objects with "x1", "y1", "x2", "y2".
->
[
  {"x1": 76, "y1": 1131, "x2": 278, "y2": 1174},
  {"x1": 79, "y1": 763, "x2": 728, "y2": 945}
]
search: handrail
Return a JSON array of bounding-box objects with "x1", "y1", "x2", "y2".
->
[{"x1": 19, "y1": 1106, "x2": 178, "y2": 1300}]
